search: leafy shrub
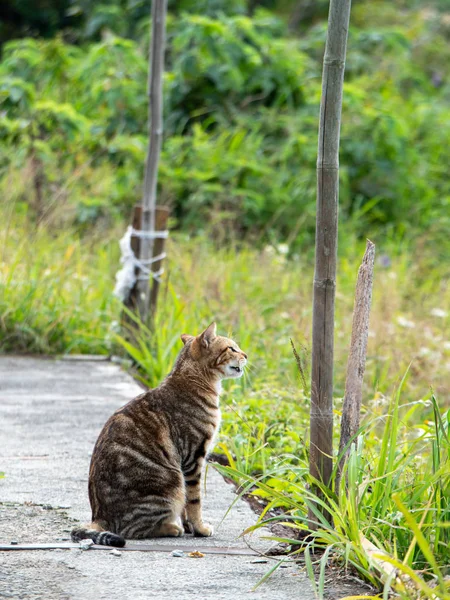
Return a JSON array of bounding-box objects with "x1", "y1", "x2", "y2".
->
[
  {"x1": 0, "y1": 4, "x2": 448, "y2": 254},
  {"x1": 165, "y1": 12, "x2": 308, "y2": 133}
]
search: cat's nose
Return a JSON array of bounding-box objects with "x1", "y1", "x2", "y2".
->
[{"x1": 242, "y1": 352, "x2": 248, "y2": 360}]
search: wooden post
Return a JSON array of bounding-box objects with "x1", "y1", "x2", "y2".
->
[
  {"x1": 337, "y1": 240, "x2": 375, "y2": 489},
  {"x1": 149, "y1": 205, "x2": 170, "y2": 316},
  {"x1": 124, "y1": 204, "x2": 142, "y2": 312},
  {"x1": 122, "y1": 204, "x2": 168, "y2": 331},
  {"x1": 135, "y1": 0, "x2": 168, "y2": 321},
  {"x1": 309, "y1": 0, "x2": 352, "y2": 526}
]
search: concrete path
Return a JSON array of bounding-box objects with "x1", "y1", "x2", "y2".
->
[{"x1": 0, "y1": 356, "x2": 314, "y2": 600}]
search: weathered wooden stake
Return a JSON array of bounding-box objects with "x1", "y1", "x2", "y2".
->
[
  {"x1": 136, "y1": 0, "x2": 168, "y2": 321},
  {"x1": 337, "y1": 240, "x2": 375, "y2": 489},
  {"x1": 125, "y1": 204, "x2": 142, "y2": 313},
  {"x1": 149, "y1": 205, "x2": 170, "y2": 316},
  {"x1": 309, "y1": 0, "x2": 352, "y2": 526}
]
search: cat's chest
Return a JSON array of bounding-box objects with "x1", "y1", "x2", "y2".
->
[
  {"x1": 178, "y1": 405, "x2": 221, "y2": 462},
  {"x1": 207, "y1": 408, "x2": 221, "y2": 453}
]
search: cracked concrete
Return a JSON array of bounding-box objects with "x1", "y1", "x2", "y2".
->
[{"x1": 0, "y1": 356, "x2": 314, "y2": 599}]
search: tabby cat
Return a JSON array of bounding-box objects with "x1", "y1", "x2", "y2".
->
[{"x1": 71, "y1": 323, "x2": 247, "y2": 547}]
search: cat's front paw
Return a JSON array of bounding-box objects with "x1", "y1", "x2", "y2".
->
[{"x1": 193, "y1": 522, "x2": 214, "y2": 537}]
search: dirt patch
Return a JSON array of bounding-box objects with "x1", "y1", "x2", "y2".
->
[
  {"x1": 0, "y1": 503, "x2": 80, "y2": 600},
  {"x1": 0, "y1": 556, "x2": 76, "y2": 600},
  {"x1": 0, "y1": 502, "x2": 77, "y2": 544}
]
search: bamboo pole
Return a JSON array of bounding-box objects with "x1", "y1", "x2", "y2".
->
[
  {"x1": 136, "y1": 0, "x2": 168, "y2": 321},
  {"x1": 337, "y1": 240, "x2": 375, "y2": 488},
  {"x1": 309, "y1": 0, "x2": 352, "y2": 524}
]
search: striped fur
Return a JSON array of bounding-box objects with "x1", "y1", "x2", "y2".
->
[
  {"x1": 71, "y1": 527, "x2": 125, "y2": 548},
  {"x1": 71, "y1": 323, "x2": 247, "y2": 546}
]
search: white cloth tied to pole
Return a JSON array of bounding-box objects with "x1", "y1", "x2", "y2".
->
[
  {"x1": 130, "y1": 228, "x2": 169, "y2": 240},
  {"x1": 113, "y1": 226, "x2": 168, "y2": 302}
]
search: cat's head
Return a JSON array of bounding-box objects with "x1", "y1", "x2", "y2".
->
[{"x1": 180, "y1": 323, "x2": 247, "y2": 380}]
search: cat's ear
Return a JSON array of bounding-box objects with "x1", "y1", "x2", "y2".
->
[
  {"x1": 198, "y1": 322, "x2": 217, "y2": 348},
  {"x1": 181, "y1": 334, "x2": 194, "y2": 345}
]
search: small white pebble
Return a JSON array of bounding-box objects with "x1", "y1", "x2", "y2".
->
[
  {"x1": 79, "y1": 539, "x2": 94, "y2": 550},
  {"x1": 109, "y1": 549, "x2": 122, "y2": 556},
  {"x1": 171, "y1": 550, "x2": 184, "y2": 557}
]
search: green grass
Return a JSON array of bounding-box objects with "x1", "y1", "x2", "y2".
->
[
  {"x1": 1, "y1": 216, "x2": 450, "y2": 597},
  {"x1": 0, "y1": 214, "x2": 119, "y2": 354},
  {"x1": 216, "y1": 384, "x2": 450, "y2": 598}
]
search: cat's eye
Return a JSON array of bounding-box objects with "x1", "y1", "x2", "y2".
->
[{"x1": 228, "y1": 346, "x2": 237, "y2": 352}]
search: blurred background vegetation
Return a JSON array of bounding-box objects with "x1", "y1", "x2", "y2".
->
[{"x1": 1, "y1": 0, "x2": 449, "y2": 259}]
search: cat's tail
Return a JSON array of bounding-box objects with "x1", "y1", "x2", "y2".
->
[{"x1": 71, "y1": 524, "x2": 126, "y2": 548}]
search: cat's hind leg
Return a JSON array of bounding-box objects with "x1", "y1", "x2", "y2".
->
[
  {"x1": 151, "y1": 484, "x2": 186, "y2": 537},
  {"x1": 155, "y1": 521, "x2": 184, "y2": 537},
  {"x1": 120, "y1": 478, "x2": 186, "y2": 539}
]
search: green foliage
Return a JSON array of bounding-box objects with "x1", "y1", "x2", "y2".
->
[
  {"x1": 216, "y1": 387, "x2": 450, "y2": 598},
  {"x1": 0, "y1": 4, "x2": 448, "y2": 251},
  {"x1": 165, "y1": 12, "x2": 307, "y2": 132},
  {"x1": 0, "y1": 216, "x2": 119, "y2": 354}
]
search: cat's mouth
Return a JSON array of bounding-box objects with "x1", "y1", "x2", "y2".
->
[{"x1": 225, "y1": 362, "x2": 246, "y2": 379}]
